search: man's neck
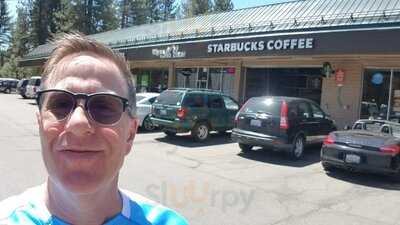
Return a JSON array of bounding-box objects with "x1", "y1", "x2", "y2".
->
[{"x1": 45, "y1": 179, "x2": 123, "y2": 225}]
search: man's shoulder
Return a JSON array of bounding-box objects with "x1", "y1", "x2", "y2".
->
[
  {"x1": 120, "y1": 189, "x2": 189, "y2": 225},
  {"x1": 0, "y1": 185, "x2": 47, "y2": 225}
]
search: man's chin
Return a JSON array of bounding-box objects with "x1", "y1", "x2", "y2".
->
[{"x1": 57, "y1": 172, "x2": 107, "y2": 194}]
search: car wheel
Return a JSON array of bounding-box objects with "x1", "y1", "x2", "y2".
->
[
  {"x1": 164, "y1": 131, "x2": 176, "y2": 137},
  {"x1": 322, "y1": 162, "x2": 334, "y2": 172},
  {"x1": 239, "y1": 143, "x2": 252, "y2": 152},
  {"x1": 192, "y1": 122, "x2": 210, "y2": 142},
  {"x1": 142, "y1": 116, "x2": 156, "y2": 131},
  {"x1": 291, "y1": 135, "x2": 305, "y2": 159},
  {"x1": 5, "y1": 88, "x2": 10, "y2": 94}
]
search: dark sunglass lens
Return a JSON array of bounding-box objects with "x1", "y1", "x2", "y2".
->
[
  {"x1": 41, "y1": 91, "x2": 74, "y2": 120},
  {"x1": 88, "y1": 95, "x2": 124, "y2": 124}
]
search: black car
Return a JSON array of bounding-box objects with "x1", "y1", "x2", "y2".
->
[
  {"x1": 232, "y1": 96, "x2": 336, "y2": 159},
  {"x1": 321, "y1": 119, "x2": 400, "y2": 180},
  {"x1": 0, "y1": 79, "x2": 19, "y2": 94},
  {"x1": 17, "y1": 78, "x2": 29, "y2": 98}
]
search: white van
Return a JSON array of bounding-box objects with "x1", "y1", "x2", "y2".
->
[{"x1": 25, "y1": 76, "x2": 41, "y2": 99}]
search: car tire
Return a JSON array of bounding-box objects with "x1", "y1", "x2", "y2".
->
[
  {"x1": 164, "y1": 131, "x2": 176, "y2": 137},
  {"x1": 322, "y1": 162, "x2": 334, "y2": 172},
  {"x1": 290, "y1": 134, "x2": 305, "y2": 160},
  {"x1": 192, "y1": 122, "x2": 210, "y2": 142},
  {"x1": 5, "y1": 88, "x2": 10, "y2": 94},
  {"x1": 239, "y1": 143, "x2": 252, "y2": 152},
  {"x1": 142, "y1": 116, "x2": 156, "y2": 131}
]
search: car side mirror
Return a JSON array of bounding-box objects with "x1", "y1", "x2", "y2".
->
[{"x1": 343, "y1": 125, "x2": 351, "y2": 130}]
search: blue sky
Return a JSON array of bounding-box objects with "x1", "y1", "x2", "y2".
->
[
  {"x1": 6, "y1": 0, "x2": 292, "y2": 20},
  {"x1": 233, "y1": 0, "x2": 291, "y2": 9}
]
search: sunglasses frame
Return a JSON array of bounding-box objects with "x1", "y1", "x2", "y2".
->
[{"x1": 36, "y1": 89, "x2": 130, "y2": 125}]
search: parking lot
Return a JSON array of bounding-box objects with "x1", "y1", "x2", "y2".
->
[{"x1": 0, "y1": 93, "x2": 399, "y2": 225}]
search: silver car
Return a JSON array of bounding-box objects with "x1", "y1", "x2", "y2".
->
[{"x1": 136, "y1": 92, "x2": 159, "y2": 131}]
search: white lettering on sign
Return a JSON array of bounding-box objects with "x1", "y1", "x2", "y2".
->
[
  {"x1": 207, "y1": 38, "x2": 314, "y2": 54},
  {"x1": 152, "y1": 45, "x2": 186, "y2": 58}
]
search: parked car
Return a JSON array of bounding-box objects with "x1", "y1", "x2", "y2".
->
[
  {"x1": 25, "y1": 76, "x2": 41, "y2": 99},
  {"x1": 17, "y1": 78, "x2": 29, "y2": 98},
  {"x1": 151, "y1": 88, "x2": 239, "y2": 141},
  {"x1": 321, "y1": 119, "x2": 400, "y2": 180},
  {"x1": 136, "y1": 92, "x2": 159, "y2": 131},
  {"x1": 232, "y1": 96, "x2": 336, "y2": 159},
  {"x1": 0, "y1": 78, "x2": 19, "y2": 94}
]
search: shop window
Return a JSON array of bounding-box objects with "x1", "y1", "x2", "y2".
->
[
  {"x1": 133, "y1": 68, "x2": 168, "y2": 93},
  {"x1": 245, "y1": 68, "x2": 322, "y2": 104},
  {"x1": 361, "y1": 69, "x2": 400, "y2": 121},
  {"x1": 176, "y1": 67, "x2": 235, "y2": 98}
]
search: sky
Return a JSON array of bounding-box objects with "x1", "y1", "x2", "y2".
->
[{"x1": 5, "y1": 0, "x2": 293, "y2": 21}]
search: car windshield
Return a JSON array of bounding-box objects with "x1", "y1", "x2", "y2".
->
[
  {"x1": 241, "y1": 98, "x2": 281, "y2": 115},
  {"x1": 155, "y1": 90, "x2": 184, "y2": 105}
]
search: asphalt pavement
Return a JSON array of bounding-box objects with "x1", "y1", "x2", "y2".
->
[{"x1": 0, "y1": 93, "x2": 399, "y2": 225}]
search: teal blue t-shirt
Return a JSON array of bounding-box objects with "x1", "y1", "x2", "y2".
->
[{"x1": 0, "y1": 185, "x2": 188, "y2": 225}]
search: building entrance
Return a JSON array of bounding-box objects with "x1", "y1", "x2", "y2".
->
[{"x1": 245, "y1": 68, "x2": 323, "y2": 104}]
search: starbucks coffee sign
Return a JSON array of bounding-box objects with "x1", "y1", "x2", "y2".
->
[{"x1": 207, "y1": 38, "x2": 314, "y2": 54}]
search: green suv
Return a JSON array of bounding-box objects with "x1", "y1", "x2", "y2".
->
[{"x1": 150, "y1": 88, "x2": 240, "y2": 141}]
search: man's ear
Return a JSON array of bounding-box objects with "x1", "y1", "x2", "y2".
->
[{"x1": 125, "y1": 118, "x2": 138, "y2": 155}]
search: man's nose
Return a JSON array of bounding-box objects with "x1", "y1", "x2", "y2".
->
[{"x1": 65, "y1": 105, "x2": 94, "y2": 136}]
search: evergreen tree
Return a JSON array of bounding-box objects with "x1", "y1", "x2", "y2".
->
[
  {"x1": 0, "y1": 0, "x2": 11, "y2": 66},
  {"x1": 159, "y1": 0, "x2": 176, "y2": 21},
  {"x1": 180, "y1": 0, "x2": 212, "y2": 18},
  {"x1": 213, "y1": 0, "x2": 233, "y2": 12},
  {"x1": 146, "y1": 0, "x2": 161, "y2": 23},
  {"x1": 53, "y1": 0, "x2": 78, "y2": 34},
  {"x1": 95, "y1": 0, "x2": 119, "y2": 32}
]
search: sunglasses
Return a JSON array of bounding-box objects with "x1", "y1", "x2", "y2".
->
[{"x1": 36, "y1": 89, "x2": 130, "y2": 125}]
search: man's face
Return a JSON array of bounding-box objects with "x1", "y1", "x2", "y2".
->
[{"x1": 37, "y1": 53, "x2": 137, "y2": 194}]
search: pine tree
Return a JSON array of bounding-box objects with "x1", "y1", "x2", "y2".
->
[
  {"x1": 146, "y1": 0, "x2": 161, "y2": 23},
  {"x1": 95, "y1": 0, "x2": 119, "y2": 32},
  {"x1": 213, "y1": 0, "x2": 233, "y2": 12},
  {"x1": 180, "y1": 0, "x2": 212, "y2": 18},
  {"x1": 53, "y1": 0, "x2": 78, "y2": 34},
  {"x1": 0, "y1": 0, "x2": 11, "y2": 67},
  {"x1": 159, "y1": 0, "x2": 176, "y2": 21}
]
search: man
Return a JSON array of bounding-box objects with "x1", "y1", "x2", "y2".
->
[{"x1": 0, "y1": 33, "x2": 188, "y2": 225}]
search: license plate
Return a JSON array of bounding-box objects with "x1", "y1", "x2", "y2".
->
[
  {"x1": 160, "y1": 109, "x2": 167, "y2": 115},
  {"x1": 345, "y1": 154, "x2": 361, "y2": 164},
  {"x1": 250, "y1": 119, "x2": 262, "y2": 127}
]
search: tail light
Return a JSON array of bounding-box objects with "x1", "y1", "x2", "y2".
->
[
  {"x1": 176, "y1": 108, "x2": 187, "y2": 119},
  {"x1": 323, "y1": 134, "x2": 335, "y2": 145},
  {"x1": 280, "y1": 101, "x2": 289, "y2": 130},
  {"x1": 380, "y1": 144, "x2": 400, "y2": 155}
]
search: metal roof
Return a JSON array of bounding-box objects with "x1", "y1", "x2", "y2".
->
[{"x1": 23, "y1": 0, "x2": 400, "y2": 62}]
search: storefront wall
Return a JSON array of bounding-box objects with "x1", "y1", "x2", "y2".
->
[{"x1": 128, "y1": 55, "x2": 400, "y2": 129}]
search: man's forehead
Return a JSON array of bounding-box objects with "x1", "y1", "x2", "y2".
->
[{"x1": 47, "y1": 53, "x2": 128, "y2": 95}]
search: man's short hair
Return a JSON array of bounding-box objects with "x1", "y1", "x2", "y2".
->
[{"x1": 42, "y1": 33, "x2": 136, "y2": 117}]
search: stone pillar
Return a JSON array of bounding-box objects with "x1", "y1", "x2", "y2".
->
[
  {"x1": 233, "y1": 61, "x2": 244, "y2": 103},
  {"x1": 168, "y1": 63, "x2": 176, "y2": 88}
]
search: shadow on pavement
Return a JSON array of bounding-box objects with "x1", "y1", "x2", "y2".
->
[
  {"x1": 155, "y1": 132, "x2": 234, "y2": 148},
  {"x1": 325, "y1": 168, "x2": 400, "y2": 191},
  {"x1": 237, "y1": 145, "x2": 322, "y2": 167}
]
